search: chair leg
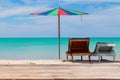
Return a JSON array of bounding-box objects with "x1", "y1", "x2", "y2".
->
[
  {"x1": 98, "y1": 56, "x2": 101, "y2": 62},
  {"x1": 89, "y1": 55, "x2": 91, "y2": 63},
  {"x1": 66, "y1": 54, "x2": 68, "y2": 61},
  {"x1": 101, "y1": 56, "x2": 103, "y2": 61},
  {"x1": 81, "y1": 56, "x2": 83, "y2": 61},
  {"x1": 113, "y1": 56, "x2": 115, "y2": 62},
  {"x1": 71, "y1": 55, "x2": 74, "y2": 62}
]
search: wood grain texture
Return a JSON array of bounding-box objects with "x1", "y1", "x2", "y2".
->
[{"x1": 0, "y1": 61, "x2": 119, "y2": 80}]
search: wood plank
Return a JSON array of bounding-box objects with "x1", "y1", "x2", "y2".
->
[{"x1": 0, "y1": 61, "x2": 120, "y2": 80}]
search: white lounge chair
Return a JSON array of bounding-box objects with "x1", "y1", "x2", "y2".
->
[{"x1": 92, "y1": 42, "x2": 116, "y2": 62}]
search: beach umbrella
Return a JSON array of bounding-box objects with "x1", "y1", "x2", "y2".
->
[{"x1": 31, "y1": 7, "x2": 88, "y2": 60}]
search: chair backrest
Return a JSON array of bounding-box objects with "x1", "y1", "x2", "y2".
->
[
  {"x1": 68, "y1": 38, "x2": 90, "y2": 53},
  {"x1": 94, "y1": 42, "x2": 115, "y2": 53}
]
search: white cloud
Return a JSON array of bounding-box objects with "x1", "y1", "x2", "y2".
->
[
  {"x1": 0, "y1": 0, "x2": 22, "y2": 10},
  {"x1": 58, "y1": 5, "x2": 120, "y2": 37},
  {"x1": 95, "y1": 6, "x2": 120, "y2": 15},
  {"x1": 0, "y1": 22, "x2": 7, "y2": 26},
  {"x1": 0, "y1": 5, "x2": 51, "y2": 18},
  {"x1": 0, "y1": 0, "x2": 55, "y2": 18},
  {"x1": 0, "y1": 18, "x2": 58, "y2": 37},
  {"x1": 0, "y1": 0, "x2": 119, "y2": 18},
  {"x1": 22, "y1": 0, "x2": 35, "y2": 4},
  {"x1": 63, "y1": 0, "x2": 120, "y2": 3},
  {"x1": 0, "y1": 0, "x2": 120, "y2": 37},
  {"x1": 12, "y1": 5, "x2": 120, "y2": 37}
]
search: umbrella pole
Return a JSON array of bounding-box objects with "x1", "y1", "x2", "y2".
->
[{"x1": 58, "y1": 15, "x2": 60, "y2": 60}]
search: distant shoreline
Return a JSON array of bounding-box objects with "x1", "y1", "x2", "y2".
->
[{"x1": 0, "y1": 37, "x2": 120, "y2": 38}]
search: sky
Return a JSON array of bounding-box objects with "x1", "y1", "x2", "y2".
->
[{"x1": 0, "y1": 0, "x2": 120, "y2": 38}]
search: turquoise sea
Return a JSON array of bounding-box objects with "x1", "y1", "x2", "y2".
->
[{"x1": 0, "y1": 38, "x2": 120, "y2": 60}]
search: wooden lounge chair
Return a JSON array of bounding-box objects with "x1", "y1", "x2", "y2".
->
[
  {"x1": 92, "y1": 42, "x2": 116, "y2": 62},
  {"x1": 66, "y1": 38, "x2": 91, "y2": 62}
]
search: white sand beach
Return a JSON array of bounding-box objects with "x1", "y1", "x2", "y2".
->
[{"x1": 0, "y1": 60, "x2": 64, "y2": 64}]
